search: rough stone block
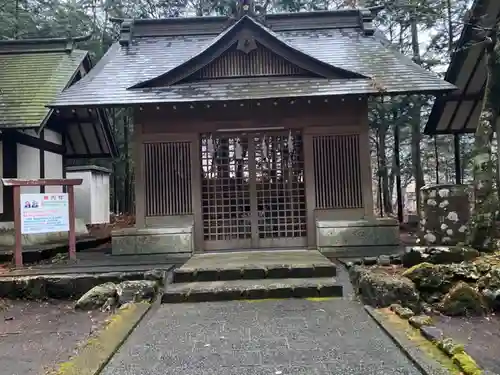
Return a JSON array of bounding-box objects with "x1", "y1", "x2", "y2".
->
[
  {"x1": 112, "y1": 226, "x2": 193, "y2": 255},
  {"x1": 242, "y1": 267, "x2": 267, "y2": 280},
  {"x1": 266, "y1": 266, "x2": 290, "y2": 279},
  {"x1": 419, "y1": 184, "x2": 470, "y2": 246},
  {"x1": 217, "y1": 268, "x2": 243, "y2": 281},
  {"x1": 313, "y1": 265, "x2": 337, "y2": 278},
  {"x1": 196, "y1": 269, "x2": 219, "y2": 282},
  {"x1": 292, "y1": 286, "x2": 319, "y2": 298},
  {"x1": 420, "y1": 326, "x2": 444, "y2": 343},
  {"x1": 0, "y1": 218, "x2": 89, "y2": 247},
  {"x1": 161, "y1": 291, "x2": 187, "y2": 303},
  {"x1": 408, "y1": 315, "x2": 432, "y2": 329},
  {"x1": 317, "y1": 218, "x2": 400, "y2": 258},
  {"x1": 288, "y1": 267, "x2": 315, "y2": 279},
  {"x1": 266, "y1": 286, "x2": 293, "y2": 299},
  {"x1": 318, "y1": 284, "x2": 343, "y2": 297}
]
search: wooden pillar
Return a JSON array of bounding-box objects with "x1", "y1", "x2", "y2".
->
[
  {"x1": 133, "y1": 121, "x2": 146, "y2": 228},
  {"x1": 453, "y1": 134, "x2": 462, "y2": 185},
  {"x1": 190, "y1": 133, "x2": 203, "y2": 252},
  {"x1": 1, "y1": 134, "x2": 17, "y2": 221},
  {"x1": 303, "y1": 132, "x2": 316, "y2": 249},
  {"x1": 394, "y1": 124, "x2": 403, "y2": 223}
]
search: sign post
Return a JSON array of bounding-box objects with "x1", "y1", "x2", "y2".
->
[{"x1": 1, "y1": 179, "x2": 83, "y2": 267}]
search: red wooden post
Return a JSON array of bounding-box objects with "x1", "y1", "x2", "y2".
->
[
  {"x1": 67, "y1": 185, "x2": 76, "y2": 260},
  {"x1": 13, "y1": 185, "x2": 22, "y2": 268}
]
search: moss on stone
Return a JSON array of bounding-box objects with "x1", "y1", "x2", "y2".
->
[
  {"x1": 394, "y1": 305, "x2": 415, "y2": 319},
  {"x1": 379, "y1": 309, "x2": 462, "y2": 374},
  {"x1": 438, "y1": 337, "x2": 464, "y2": 356},
  {"x1": 402, "y1": 262, "x2": 435, "y2": 277},
  {"x1": 439, "y1": 282, "x2": 488, "y2": 316},
  {"x1": 452, "y1": 352, "x2": 482, "y2": 375},
  {"x1": 408, "y1": 315, "x2": 433, "y2": 328}
]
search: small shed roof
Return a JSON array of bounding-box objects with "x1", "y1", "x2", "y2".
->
[
  {"x1": 50, "y1": 9, "x2": 455, "y2": 108},
  {"x1": 424, "y1": 0, "x2": 500, "y2": 135},
  {"x1": 0, "y1": 36, "x2": 118, "y2": 158},
  {"x1": 0, "y1": 36, "x2": 90, "y2": 129}
]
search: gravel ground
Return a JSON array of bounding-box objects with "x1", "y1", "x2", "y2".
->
[
  {"x1": 0, "y1": 299, "x2": 110, "y2": 375},
  {"x1": 101, "y1": 297, "x2": 422, "y2": 375},
  {"x1": 434, "y1": 314, "x2": 500, "y2": 375}
]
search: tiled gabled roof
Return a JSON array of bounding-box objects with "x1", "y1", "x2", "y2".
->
[
  {"x1": 0, "y1": 37, "x2": 89, "y2": 128},
  {"x1": 50, "y1": 9, "x2": 456, "y2": 108}
]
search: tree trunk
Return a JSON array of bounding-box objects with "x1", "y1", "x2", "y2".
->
[
  {"x1": 410, "y1": 15, "x2": 425, "y2": 215},
  {"x1": 468, "y1": 25, "x2": 500, "y2": 251}
]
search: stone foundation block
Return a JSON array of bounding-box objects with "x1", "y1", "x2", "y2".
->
[
  {"x1": 112, "y1": 227, "x2": 193, "y2": 255},
  {"x1": 0, "y1": 218, "x2": 89, "y2": 247},
  {"x1": 316, "y1": 218, "x2": 400, "y2": 257}
]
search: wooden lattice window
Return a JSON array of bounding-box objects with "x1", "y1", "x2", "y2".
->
[
  {"x1": 313, "y1": 134, "x2": 363, "y2": 209},
  {"x1": 144, "y1": 142, "x2": 192, "y2": 216}
]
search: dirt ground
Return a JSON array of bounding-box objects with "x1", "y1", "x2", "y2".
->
[
  {"x1": 433, "y1": 314, "x2": 500, "y2": 375},
  {"x1": 0, "y1": 299, "x2": 110, "y2": 375}
]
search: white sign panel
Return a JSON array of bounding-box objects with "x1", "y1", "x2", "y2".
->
[{"x1": 21, "y1": 193, "x2": 69, "y2": 234}]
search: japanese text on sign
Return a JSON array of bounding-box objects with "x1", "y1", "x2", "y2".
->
[{"x1": 20, "y1": 193, "x2": 69, "y2": 234}]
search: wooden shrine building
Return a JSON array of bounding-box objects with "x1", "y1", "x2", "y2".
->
[
  {"x1": 0, "y1": 36, "x2": 117, "y2": 224},
  {"x1": 51, "y1": 7, "x2": 455, "y2": 256}
]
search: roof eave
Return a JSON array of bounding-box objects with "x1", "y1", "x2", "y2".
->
[{"x1": 47, "y1": 85, "x2": 456, "y2": 109}]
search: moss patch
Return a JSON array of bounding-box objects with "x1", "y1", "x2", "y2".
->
[
  {"x1": 379, "y1": 308, "x2": 462, "y2": 374},
  {"x1": 46, "y1": 302, "x2": 151, "y2": 375},
  {"x1": 402, "y1": 262, "x2": 435, "y2": 277},
  {"x1": 452, "y1": 352, "x2": 482, "y2": 375}
]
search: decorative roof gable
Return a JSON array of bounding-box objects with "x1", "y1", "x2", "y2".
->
[{"x1": 129, "y1": 15, "x2": 367, "y2": 89}]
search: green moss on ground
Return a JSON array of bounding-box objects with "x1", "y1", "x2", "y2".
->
[
  {"x1": 452, "y1": 352, "x2": 482, "y2": 375},
  {"x1": 380, "y1": 308, "x2": 462, "y2": 374},
  {"x1": 46, "y1": 302, "x2": 151, "y2": 375}
]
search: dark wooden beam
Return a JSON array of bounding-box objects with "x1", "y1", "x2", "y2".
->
[
  {"x1": 90, "y1": 119, "x2": 106, "y2": 154},
  {"x1": 2, "y1": 178, "x2": 82, "y2": 187},
  {"x1": 73, "y1": 112, "x2": 92, "y2": 155},
  {"x1": 65, "y1": 128, "x2": 78, "y2": 155},
  {"x1": 0, "y1": 139, "x2": 17, "y2": 222},
  {"x1": 394, "y1": 123, "x2": 403, "y2": 223},
  {"x1": 97, "y1": 108, "x2": 118, "y2": 156},
  {"x1": 445, "y1": 48, "x2": 485, "y2": 133},
  {"x1": 3, "y1": 130, "x2": 65, "y2": 155},
  {"x1": 39, "y1": 129, "x2": 45, "y2": 193},
  {"x1": 66, "y1": 153, "x2": 112, "y2": 159},
  {"x1": 62, "y1": 132, "x2": 67, "y2": 193},
  {"x1": 441, "y1": 91, "x2": 483, "y2": 101},
  {"x1": 454, "y1": 134, "x2": 462, "y2": 184}
]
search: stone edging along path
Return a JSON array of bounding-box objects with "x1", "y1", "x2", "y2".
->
[
  {"x1": 367, "y1": 304, "x2": 482, "y2": 375},
  {"x1": 47, "y1": 302, "x2": 152, "y2": 375}
]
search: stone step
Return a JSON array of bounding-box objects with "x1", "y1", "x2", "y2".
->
[
  {"x1": 161, "y1": 277, "x2": 342, "y2": 303},
  {"x1": 173, "y1": 263, "x2": 337, "y2": 283}
]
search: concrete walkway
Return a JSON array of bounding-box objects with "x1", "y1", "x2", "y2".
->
[
  {"x1": 101, "y1": 298, "x2": 421, "y2": 375},
  {"x1": 100, "y1": 267, "x2": 422, "y2": 375}
]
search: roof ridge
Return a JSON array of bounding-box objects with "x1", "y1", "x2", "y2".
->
[
  {"x1": 116, "y1": 9, "x2": 378, "y2": 41},
  {"x1": 128, "y1": 15, "x2": 368, "y2": 89},
  {"x1": 0, "y1": 33, "x2": 92, "y2": 55}
]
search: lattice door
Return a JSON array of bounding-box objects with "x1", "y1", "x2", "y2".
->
[
  {"x1": 200, "y1": 131, "x2": 307, "y2": 250},
  {"x1": 254, "y1": 132, "x2": 307, "y2": 248},
  {"x1": 201, "y1": 135, "x2": 252, "y2": 250}
]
